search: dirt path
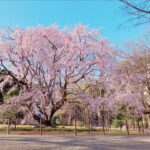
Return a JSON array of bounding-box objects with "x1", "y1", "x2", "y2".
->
[{"x1": 0, "y1": 134, "x2": 149, "y2": 150}]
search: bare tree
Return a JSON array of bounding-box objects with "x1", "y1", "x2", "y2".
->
[{"x1": 119, "y1": 0, "x2": 150, "y2": 26}]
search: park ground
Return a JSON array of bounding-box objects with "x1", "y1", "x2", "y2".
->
[
  {"x1": 0, "y1": 125, "x2": 150, "y2": 150},
  {"x1": 0, "y1": 134, "x2": 150, "y2": 150}
]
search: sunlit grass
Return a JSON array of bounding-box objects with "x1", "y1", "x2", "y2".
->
[{"x1": 0, "y1": 124, "x2": 146, "y2": 135}]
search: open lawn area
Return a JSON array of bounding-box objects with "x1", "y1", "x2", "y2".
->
[
  {"x1": 0, "y1": 125, "x2": 149, "y2": 136},
  {"x1": 0, "y1": 134, "x2": 149, "y2": 150}
]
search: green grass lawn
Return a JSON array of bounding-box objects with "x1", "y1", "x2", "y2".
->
[
  {"x1": 0, "y1": 124, "x2": 147, "y2": 135},
  {"x1": 0, "y1": 124, "x2": 101, "y2": 132}
]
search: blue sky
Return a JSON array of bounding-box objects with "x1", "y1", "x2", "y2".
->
[{"x1": 0, "y1": 0, "x2": 147, "y2": 48}]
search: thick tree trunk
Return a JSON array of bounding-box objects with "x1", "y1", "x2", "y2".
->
[
  {"x1": 44, "y1": 110, "x2": 56, "y2": 126},
  {"x1": 25, "y1": 87, "x2": 69, "y2": 127},
  {"x1": 33, "y1": 109, "x2": 56, "y2": 126}
]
